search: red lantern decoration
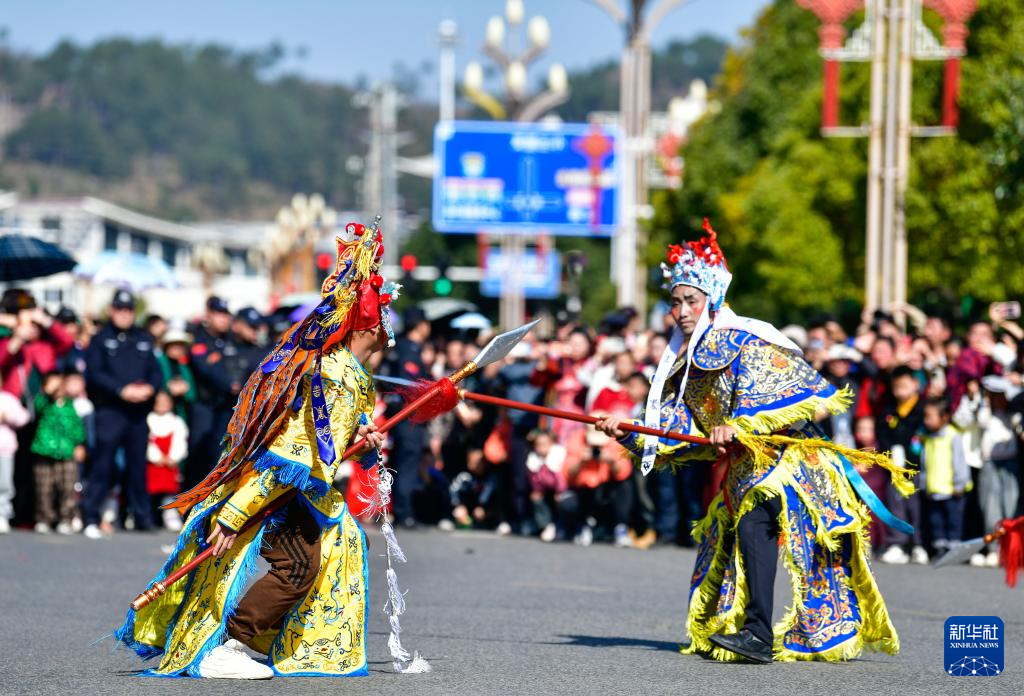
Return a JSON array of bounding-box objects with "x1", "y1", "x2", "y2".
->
[
  {"x1": 797, "y1": 0, "x2": 864, "y2": 130},
  {"x1": 924, "y1": 0, "x2": 978, "y2": 128}
]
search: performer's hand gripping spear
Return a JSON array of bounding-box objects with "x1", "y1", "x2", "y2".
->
[{"x1": 129, "y1": 319, "x2": 563, "y2": 611}]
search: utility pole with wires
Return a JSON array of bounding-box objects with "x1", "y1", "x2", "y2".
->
[{"x1": 355, "y1": 83, "x2": 408, "y2": 267}]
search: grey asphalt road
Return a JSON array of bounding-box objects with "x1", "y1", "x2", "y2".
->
[{"x1": 1, "y1": 526, "x2": 1020, "y2": 696}]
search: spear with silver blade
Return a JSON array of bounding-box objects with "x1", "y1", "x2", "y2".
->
[{"x1": 933, "y1": 515, "x2": 1024, "y2": 587}]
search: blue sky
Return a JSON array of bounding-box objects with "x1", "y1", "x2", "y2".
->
[{"x1": 2, "y1": 0, "x2": 770, "y2": 91}]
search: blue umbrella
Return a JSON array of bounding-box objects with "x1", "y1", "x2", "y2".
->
[
  {"x1": 0, "y1": 234, "x2": 76, "y2": 281},
  {"x1": 74, "y1": 251, "x2": 179, "y2": 291}
]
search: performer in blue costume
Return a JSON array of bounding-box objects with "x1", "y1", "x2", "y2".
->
[{"x1": 597, "y1": 220, "x2": 915, "y2": 663}]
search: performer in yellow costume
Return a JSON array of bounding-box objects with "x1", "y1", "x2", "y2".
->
[
  {"x1": 116, "y1": 218, "x2": 400, "y2": 679},
  {"x1": 597, "y1": 220, "x2": 915, "y2": 664}
]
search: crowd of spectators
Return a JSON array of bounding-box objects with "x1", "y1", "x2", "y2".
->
[
  {"x1": 2, "y1": 283, "x2": 1022, "y2": 569},
  {"x1": 0, "y1": 288, "x2": 266, "y2": 539}
]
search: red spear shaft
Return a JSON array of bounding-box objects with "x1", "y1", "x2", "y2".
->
[{"x1": 460, "y1": 390, "x2": 710, "y2": 445}]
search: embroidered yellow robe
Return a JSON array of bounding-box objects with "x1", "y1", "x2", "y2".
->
[{"x1": 116, "y1": 347, "x2": 376, "y2": 677}]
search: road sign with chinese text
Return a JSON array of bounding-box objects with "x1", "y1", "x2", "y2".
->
[{"x1": 433, "y1": 121, "x2": 619, "y2": 236}]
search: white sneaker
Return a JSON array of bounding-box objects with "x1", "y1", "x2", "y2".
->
[
  {"x1": 70, "y1": 517, "x2": 83, "y2": 533},
  {"x1": 198, "y1": 639, "x2": 274, "y2": 679},
  {"x1": 0, "y1": 518, "x2": 9, "y2": 534},
  {"x1": 985, "y1": 551, "x2": 1000, "y2": 568},
  {"x1": 496, "y1": 522, "x2": 512, "y2": 537},
  {"x1": 910, "y1": 545, "x2": 929, "y2": 565},
  {"x1": 437, "y1": 518, "x2": 455, "y2": 532},
  {"x1": 969, "y1": 553, "x2": 987, "y2": 567},
  {"x1": 574, "y1": 525, "x2": 593, "y2": 547},
  {"x1": 83, "y1": 524, "x2": 105, "y2": 540},
  {"x1": 880, "y1": 545, "x2": 909, "y2": 564},
  {"x1": 540, "y1": 523, "x2": 557, "y2": 543},
  {"x1": 162, "y1": 508, "x2": 183, "y2": 532},
  {"x1": 614, "y1": 523, "x2": 633, "y2": 548},
  {"x1": 56, "y1": 521, "x2": 74, "y2": 535},
  {"x1": 34, "y1": 522, "x2": 51, "y2": 534}
]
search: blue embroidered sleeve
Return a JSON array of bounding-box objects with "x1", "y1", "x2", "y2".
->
[{"x1": 618, "y1": 404, "x2": 715, "y2": 466}]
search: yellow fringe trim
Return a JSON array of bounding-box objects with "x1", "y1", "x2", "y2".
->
[
  {"x1": 728, "y1": 385, "x2": 854, "y2": 439},
  {"x1": 728, "y1": 386, "x2": 917, "y2": 498},
  {"x1": 683, "y1": 466, "x2": 901, "y2": 662},
  {"x1": 735, "y1": 430, "x2": 917, "y2": 498}
]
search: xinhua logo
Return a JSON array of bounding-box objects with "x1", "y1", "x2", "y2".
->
[{"x1": 945, "y1": 616, "x2": 1004, "y2": 676}]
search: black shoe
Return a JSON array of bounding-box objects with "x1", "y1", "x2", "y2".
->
[{"x1": 708, "y1": 629, "x2": 773, "y2": 664}]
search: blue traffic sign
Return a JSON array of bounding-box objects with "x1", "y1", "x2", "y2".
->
[
  {"x1": 433, "y1": 120, "x2": 619, "y2": 236},
  {"x1": 480, "y1": 248, "x2": 561, "y2": 299}
]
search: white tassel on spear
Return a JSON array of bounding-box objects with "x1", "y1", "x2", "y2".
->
[{"x1": 364, "y1": 450, "x2": 431, "y2": 674}]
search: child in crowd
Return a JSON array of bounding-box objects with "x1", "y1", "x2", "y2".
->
[
  {"x1": 63, "y1": 369, "x2": 93, "y2": 532},
  {"x1": 919, "y1": 398, "x2": 970, "y2": 557},
  {"x1": 525, "y1": 428, "x2": 568, "y2": 543},
  {"x1": 449, "y1": 448, "x2": 500, "y2": 530},
  {"x1": 146, "y1": 391, "x2": 189, "y2": 531},
  {"x1": 0, "y1": 389, "x2": 30, "y2": 534},
  {"x1": 31, "y1": 371, "x2": 86, "y2": 534},
  {"x1": 876, "y1": 366, "x2": 928, "y2": 564}
]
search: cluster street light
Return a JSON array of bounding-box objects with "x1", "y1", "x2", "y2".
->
[
  {"x1": 588, "y1": 0, "x2": 695, "y2": 318},
  {"x1": 267, "y1": 193, "x2": 338, "y2": 296},
  {"x1": 463, "y1": 0, "x2": 571, "y2": 330},
  {"x1": 463, "y1": 0, "x2": 570, "y2": 122}
]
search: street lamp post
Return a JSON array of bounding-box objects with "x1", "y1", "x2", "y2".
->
[
  {"x1": 800, "y1": 0, "x2": 978, "y2": 316},
  {"x1": 463, "y1": 0, "x2": 571, "y2": 330},
  {"x1": 438, "y1": 20, "x2": 459, "y2": 123},
  {"x1": 589, "y1": 0, "x2": 694, "y2": 321}
]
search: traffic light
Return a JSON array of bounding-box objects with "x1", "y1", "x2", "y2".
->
[
  {"x1": 399, "y1": 254, "x2": 419, "y2": 296},
  {"x1": 433, "y1": 277, "x2": 453, "y2": 296},
  {"x1": 433, "y1": 254, "x2": 452, "y2": 296},
  {"x1": 315, "y1": 253, "x2": 334, "y2": 271}
]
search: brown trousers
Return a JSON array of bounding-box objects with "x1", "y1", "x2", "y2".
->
[
  {"x1": 227, "y1": 500, "x2": 321, "y2": 646},
  {"x1": 33, "y1": 456, "x2": 78, "y2": 526}
]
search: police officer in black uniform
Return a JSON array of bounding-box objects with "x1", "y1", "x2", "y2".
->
[
  {"x1": 184, "y1": 296, "x2": 236, "y2": 490},
  {"x1": 381, "y1": 307, "x2": 431, "y2": 527},
  {"x1": 82, "y1": 289, "x2": 163, "y2": 536},
  {"x1": 222, "y1": 307, "x2": 267, "y2": 395}
]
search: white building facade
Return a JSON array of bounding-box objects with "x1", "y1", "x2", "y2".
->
[{"x1": 0, "y1": 195, "x2": 273, "y2": 321}]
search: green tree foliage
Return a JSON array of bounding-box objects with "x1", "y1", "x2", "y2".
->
[{"x1": 656, "y1": 0, "x2": 1024, "y2": 323}]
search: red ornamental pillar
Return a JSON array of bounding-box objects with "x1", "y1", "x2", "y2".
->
[
  {"x1": 924, "y1": 0, "x2": 978, "y2": 128},
  {"x1": 797, "y1": 0, "x2": 864, "y2": 130}
]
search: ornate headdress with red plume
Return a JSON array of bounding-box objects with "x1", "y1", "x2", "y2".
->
[
  {"x1": 318, "y1": 219, "x2": 400, "y2": 347},
  {"x1": 661, "y1": 218, "x2": 732, "y2": 311}
]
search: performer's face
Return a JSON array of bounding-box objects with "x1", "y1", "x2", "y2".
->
[{"x1": 670, "y1": 285, "x2": 706, "y2": 337}]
